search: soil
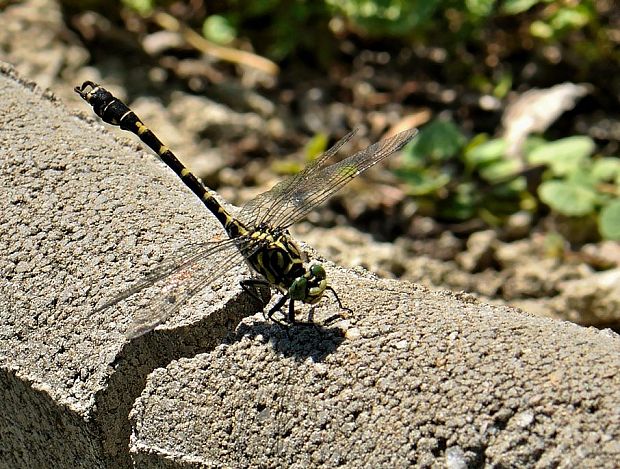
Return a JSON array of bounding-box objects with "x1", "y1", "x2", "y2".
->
[{"x1": 2, "y1": 0, "x2": 619, "y2": 330}]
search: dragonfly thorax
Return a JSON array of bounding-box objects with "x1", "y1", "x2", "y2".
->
[{"x1": 246, "y1": 228, "x2": 326, "y2": 304}]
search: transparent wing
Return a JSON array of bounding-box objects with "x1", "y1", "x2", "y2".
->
[
  {"x1": 93, "y1": 238, "x2": 241, "y2": 313},
  {"x1": 124, "y1": 235, "x2": 269, "y2": 338},
  {"x1": 239, "y1": 128, "x2": 359, "y2": 227},
  {"x1": 240, "y1": 128, "x2": 418, "y2": 229},
  {"x1": 93, "y1": 236, "x2": 263, "y2": 338}
]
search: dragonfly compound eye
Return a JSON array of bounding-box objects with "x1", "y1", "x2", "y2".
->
[
  {"x1": 309, "y1": 264, "x2": 326, "y2": 279},
  {"x1": 289, "y1": 277, "x2": 308, "y2": 301}
]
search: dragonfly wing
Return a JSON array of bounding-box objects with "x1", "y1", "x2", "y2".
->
[
  {"x1": 261, "y1": 127, "x2": 418, "y2": 229},
  {"x1": 124, "y1": 236, "x2": 265, "y2": 338},
  {"x1": 93, "y1": 238, "x2": 242, "y2": 313},
  {"x1": 239, "y1": 129, "x2": 359, "y2": 227}
]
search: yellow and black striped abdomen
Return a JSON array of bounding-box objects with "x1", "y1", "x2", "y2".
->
[{"x1": 75, "y1": 81, "x2": 246, "y2": 239}]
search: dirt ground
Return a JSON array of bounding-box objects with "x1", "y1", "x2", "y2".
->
[{"x1": 2, "y1": 0, "x2": 619, "y2": 330}]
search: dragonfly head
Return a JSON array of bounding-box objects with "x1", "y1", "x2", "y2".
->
[{"x1": 288, "y1": 263, "x2": 327, "y2": 304}]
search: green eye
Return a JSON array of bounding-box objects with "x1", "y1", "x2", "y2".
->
[
  {"x1": 310, "y1": 264, "x2": 326, "y2": 279},
  {"x1": 289, "y1": 277, "x2": 307, "y2": 301}
]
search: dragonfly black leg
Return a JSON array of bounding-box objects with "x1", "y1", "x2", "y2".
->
[
  {"x1": 288, "y1": 298, "x2": 297, "y2": 323},
  {"x1": 266, "y1": 295, "x2": 289, "y2": 322},
  {"x1": 315, "y1": 286, "x2": 352, "y2": 325},
  {"x1": 326, "y1": 286, "x2": 352, "y2": 313},
  {"x1": 241, "y1": 279, "x2": 295, "y2": 325},
  {"x1": 240, "y1": 278, "x2": 271, "y2": 304}
]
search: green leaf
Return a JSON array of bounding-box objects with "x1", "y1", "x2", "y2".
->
[
  {"x1": 404, "y1": 119, "x2": 466, "y2": 164},
  {"x1": 538, "y1": 180, "x2": 598, "y2": 216},
  {"x1": 121, "y1": 0, "x2": 154, "y2": 15},
  {"x1": 502, "y1": 0, "x2": 541, "y2": 15},
  {"x1": 493, "y1": 73, "x2": 513, "y2": 98},
  {"x1": 530, "y1": 20, "x2": 553, "y2": 39},
  {"x1": 393, "y1": 168, "x2": 450, "y2": 196},
  {"x1": 464, "y1": 138, "x2": 507, "y2": 169},
  {"x1": 522, "y1": 135, "x2": 547, "y2": 155},
  {"x1": 438, "y1": 184, "x2": 477, "y2": 220},
  {"x1": 599, "y1": 200, "x2": 620, "y2": 240},
  {"x1": 439, "y1": 200, "x2": 476, "y2": 221},
  {"x1": 203, "y1": 15, "x2": 237, "y2": 45},
  {"x1": 527, "y1": 136, "x2": 595, "y2": 176},
  {"x1": 272, "y1": 160, "x2": 303, "y2": 176},
  {"x1": 272, "y1": 132, "x2": 329, "y2": 176},
  {"x1": 325, "y1": 0, "x2": 440, "y2": 36},
  {"x1": 550, "y1": 5, "x2": 592, "y2": 31},
  {"x1": 566, "y1": 169, "x2": 598, "y2": 189},
  {"x1": 543, "y1": 232, "x2": 566, "y2": 258},
  {"x1": 304, "y1": 133, "x2": 329, "y2": 161},
  {"x1": 591, "y1": 157, "x2": 620, "y2": 182},
  {"x1": 465, "y1": 0, "x2": 496, "y2": 17},
  {"x1": 479, "y1": 159, "x2": 522, "y2": 182}
]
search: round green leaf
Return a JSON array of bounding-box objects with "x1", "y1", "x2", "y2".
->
[
  {"x1": 464, "y1": 138, "x2": 507, "y2": 168},
  {"x1": 591, "y1": 158, "x2": 620, "y2": 182},
  {"x1": 599, "y1": 200, "x2": 620, "y2": 240},
  {"x1": 203, "y1": 15, "x2": 236, "y2": 45},
  {"x1": 404, "y1": 120, "x2": 466, "y2": 163},
  {"x1": 539, "y1": 180, "x2": 597, "y2": 216},
  {"x1": 527, "y1": 136, "x2": 595, "y2": 176},
  {"x1": 479, "y1": 159, "x2": 522, "y2": 182}
]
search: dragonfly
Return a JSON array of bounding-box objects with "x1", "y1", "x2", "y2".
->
[{"x1": 75, "y1": 81, "x2": 418, "y2": 338}]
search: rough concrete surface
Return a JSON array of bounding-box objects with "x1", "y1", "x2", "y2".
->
[
  {"x1": 130, "y1": 279, "x2": 620, "y2": 468},
  {"x1": 1, "y1": 63, "x2": 620, "y2": 468}
]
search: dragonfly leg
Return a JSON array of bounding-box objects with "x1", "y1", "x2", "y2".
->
[
  {"x1": 241, "y1": 279, "x2": 290, "y2": 325},
  {"x1": 315, "y1": 286, "x2": 352, "y2": 325},
  {"x1": 266, "y1": 294, "x2": 288, "y2": 319},
  {"x1": 287, "y1": 298, "x2": 297, "y2": 323},
  {"x1": 326, "y1": 286, "x2": 351, "y2": 313},
  {"x1": 240, "y1": 278, "x2": 271, "y2": 304}
]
